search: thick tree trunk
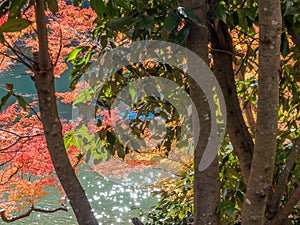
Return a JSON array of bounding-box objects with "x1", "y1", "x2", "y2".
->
[
  {"x1": 241, "y1": 0, "x2": 282, "y2": 224},
  {"x1": 184, "y1": 1, "x2": 220, "y2": 224},
  {"x1": 208, "y1": 0, "x2": 254, "y2": 184},
  {"x1": 33, "y1": 1, "x2": 98, "y2": 225}
]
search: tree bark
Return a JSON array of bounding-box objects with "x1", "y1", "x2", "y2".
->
[
  {"x1": 131, "y1": 217, "x2": 144, "y2": 225},
  {"x1": 207, "y1": 0, "x2": 254, "y2": 184},
  {"x1": 184, "y1": 1, "x2": 220, "y2": 224},
  {"x1": 241, "y1": 0, "x2": 282, "y2": 224},
  {"x1": 33, "y1": 1, "x2": 98, "y2": 224},
  {"x1": 266, "y1": 138, "x2": 300, "y2": 222}
]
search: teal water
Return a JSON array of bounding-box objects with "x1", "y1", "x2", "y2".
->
[{"x1": 0, "y1": 64, "x2": 159, "y2": 225}]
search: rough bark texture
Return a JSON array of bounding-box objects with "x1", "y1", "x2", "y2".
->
[
  {"x1": 184, "y1": 1, "x2": 220, "y2": 224},
  {"x1": 241, "y1": 0, "x2": 282, "y2": 224},
  {"x1": 33, "y1": 1, "x2": 98, "y2": 225},
  {"x1": 208, "y1": 0, "x2": 254, "y2": 184}
]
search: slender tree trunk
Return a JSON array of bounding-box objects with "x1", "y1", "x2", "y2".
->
[
  {"x1": 184, "y1": 1, "x2": 220, "y2": 224},
  {"x1": 208, "y1": 0, "x2": 253, "y2": 184},
  {"x1": 33, "y1": 1, "x2": 98, "y2": 224},
  {"x1": 241, "y1": 0, "x2": 282, "y2": 224}
]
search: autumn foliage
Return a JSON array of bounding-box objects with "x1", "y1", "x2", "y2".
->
[
  {"x1": 0, "y1": 0, "x2": 96, "y2": 216},
  {"x1": 0, "y1": 103, "x2": 80, "y2": 213}
]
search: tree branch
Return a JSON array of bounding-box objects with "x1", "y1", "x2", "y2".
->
[
  {"x1": 0, "y1": 128, "x2": 44, "y2": 152},
  {"x1": 267, "y1": 184, "x2": 300, "y2": 225},
  {"x1": 3, "y1": 39, "x2": 36, "y2": 70},
  {"x1": 208, "y1": 1, "x2": 254, "y2": 183},
  {"x1": 53, "y1": 27, "x2": 63, "y2": 67},
  {"x1": 0, "y1": 166, "x2": 20, "y2": 185},
  {"x1": 285, "y1": 20, "x2": 300, "y2": 52},
  {"x1": 0, "y1": 205, "x2": 67, "y2": 223},
  {"x1": 266, "y1": 138, "x2": 300, "y2": 219},
  {"x1": 131, "y1": 217, "x2": 144, "y2": 225},
  {"x1": 35, "y1": 0, "x2": 52, "y2": 71}
]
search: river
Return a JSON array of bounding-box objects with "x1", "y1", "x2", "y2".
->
[{"x1": 0, "y1": 64, "x2": 159, "y2": 225}]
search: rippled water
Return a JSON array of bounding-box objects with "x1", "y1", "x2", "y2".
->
[
  {"x1": 16, "y1": 166, "x2": 159, "y2": 225},
  {"x1": 0, "y1": 64, "x2": 159, "y2": 224}
]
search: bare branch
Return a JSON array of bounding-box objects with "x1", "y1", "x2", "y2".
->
[
  {"x1": 0, "y1": 51, "x2": 28, "y2": 66},
  {"x1": 25, "y1": 103, "x2": 42, "y2": 121},
  {"x1": 0, "y1": 205, "x2": 68, "y2": 223},
  {"x1": 0, "y1": 166, "x2": 20, "y2": 186},
  {"x1": 53, "y1": 27, "x2": 63, "y2": 67},
  {"x1": 3, "y1": 40, "x2": 35, "y2": 70},
  {"x1": 0, "y1": 129, "x2": 44, "y2": 151}
]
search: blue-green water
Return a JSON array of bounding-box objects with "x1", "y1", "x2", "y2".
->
[{"x1": 0, "y1": 64, "x2": 159, "y2": 224}]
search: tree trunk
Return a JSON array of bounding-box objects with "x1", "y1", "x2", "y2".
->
[
  {"x1": 208, "y1": 0, "x2": 254, "y2": 184},
  {"x1": 241, "y1": 0, "x2": 282, "y2": 224},
  {"x1": 33, "y1": 1, "x2": 98, "y2": 224},
  {"x1": 184, "y1": 1, "x2": 220, "y2": 224}
]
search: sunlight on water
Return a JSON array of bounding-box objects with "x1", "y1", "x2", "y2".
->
[
  {"x1": 0, "y1": 65, "x2": 159, "y2": 225},
  {"x1": 17, "y1": 166, "x2": 157, "y2": 225}
]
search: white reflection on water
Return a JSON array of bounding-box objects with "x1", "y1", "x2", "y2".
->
[{"x1": 16, "y1": 165, "x2": 158, "y2": 225}]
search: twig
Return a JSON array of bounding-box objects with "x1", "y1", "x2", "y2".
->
[
  {"x1": 209, "y1": 46, "x2": 232, "y2": 55},
  {"x1": 3, "y1": 40, "x2": 35, "y2": 70},
  {"x1": 0, "y1": 166, "x2": 20, "y2": 186},
  {"x1": 53, "y1": 27, "x2": 63, "y2": 67},
  {"x1": 0, "y1": 128, "x2": 44, "y2": 151}
]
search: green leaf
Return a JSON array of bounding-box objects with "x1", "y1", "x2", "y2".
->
[
  {"x1": 8, "y1": 0, "x2": 28, "y2": 19},
  {"x1": 238, "y1": 11, "x2": 248, "y2": 31},
  {"x1": 116, "y1": 143, "x2": 125, "y2": 159},
  {"x1": 216, "y1": 6, "x2": 227, "y2": 23},
  {"x1": 217, "y1": 201, "x2": 236, "y2": 218},
  {"x1": 114, "y1": 0, "x2": 131, "y2": 10},
  {"x1": 46, "y1": 0, "x2": 58, "y2": 13},
  {"x1": 178, "y1": 211, "x2": 185, "y2": 219},
  {"x1": 64, "y1": 131, "x2": 82, "y2": 150},
  {"x1": 178, "y1": 7, "x2": 204, "y2": 27},
  {"x1": 129, "y1": 86, "x2": 136, "y2": 103},
  {"x1": 64, "y1": 131, "x2": 75, "y2": 150},
  {"x1": 73, "y1": 0, "x2": 82, "y2": 7},
  {"x1": 281, "y1": 33, "x2": 290, "y2": 57},
  {"x1": 0, "y1": 18, "x2": 31, "y2": 33},
  {"x1": 284, "y1": 2, "x2": 300, "y2": 16},
  {"x1": 90, "y1": 0, "x2": 105, "y2": 18},
  {"x1": 243, "y1": 7, "x2": 258, "y2": 21},
  {"x1": 15, "y1": 95, "x2": 27, "y2": 111},
  {"x1": 107, "y1": 131, "x2": 116, "y2": 145},
  {"x1": 67, "y1": 47, "x2": 84, "y2": 62},
  {"x1": 163, "y1": 11, "x2": 179, "y2": 33},
  {"x1": 0, "y1": 92, "x2": 11, "y2": 110},
  {"x1": 138, "y1": 15, "x2": 155, "y2": 31},
  {"x1": 108, "y1": 16, "x2": 136, "y2": 30}
]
